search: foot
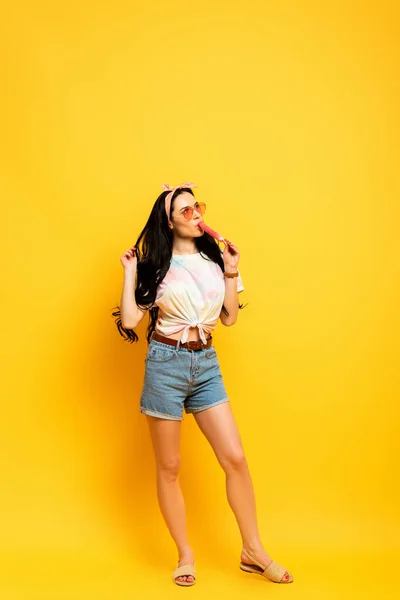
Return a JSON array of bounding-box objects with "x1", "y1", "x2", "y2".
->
[
  {"x1": 175, "y1": 549, "x2": 195, "y2": 584},
  {"x1": 241, "y1": 546, "x2": 291, "y2": 582}
]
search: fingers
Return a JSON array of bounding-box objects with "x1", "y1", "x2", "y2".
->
[
  {"x1": 224, "y1": 239, "x2": 239, "y2": 253},
  {"x1": 123, "y1": 246, "x2": 136, "y2": 259}
]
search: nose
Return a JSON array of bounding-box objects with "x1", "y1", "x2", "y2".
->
[{"x1": 193, "y1": 207, "x2": 202, "y2": 219}]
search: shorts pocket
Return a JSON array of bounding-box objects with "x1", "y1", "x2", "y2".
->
[
  {"x1": 204, "y1": 346, "x2": 217, "y2": 359},
  {"x1": 147, "y1": 345, "x2": 176, "y2": 363}
]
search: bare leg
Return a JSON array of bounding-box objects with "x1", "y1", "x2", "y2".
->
[
  {"x1": 193, "y1": 403, "x2": 291, "y2": 582},
  {"x1": 145, "y1": 415, "x2": 195, "y2": 584}
]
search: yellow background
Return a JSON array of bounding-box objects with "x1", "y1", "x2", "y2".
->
[{"x1": 1, "y1": 1, "x2": 399, "y2": 598}]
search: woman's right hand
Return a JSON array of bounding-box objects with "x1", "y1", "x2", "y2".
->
[{"x1": 120, "y1": 245, "x2": 138, "y2": 272}]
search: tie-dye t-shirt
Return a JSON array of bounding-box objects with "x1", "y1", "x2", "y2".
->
[{"x1": 152, "y1": 251, "x2": 244, "y2": 344}]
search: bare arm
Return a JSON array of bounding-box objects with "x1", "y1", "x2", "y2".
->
[
  {"x1": 119, "y1": 245, "x2": 147, "y2": 329},
  {"x1": 219, "y1": 272, "x2": 240, "y2": 326},
  {"x1": 219, "y1": 239, "x2": 241, "y2": 326},
  {"x1": 120, "y1": 270, "x2": 147, "y2": 329}
]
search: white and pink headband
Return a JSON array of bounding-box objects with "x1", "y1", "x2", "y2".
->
[{"x1": 161, "y1": 181, "x2": 197, "y2": 224}]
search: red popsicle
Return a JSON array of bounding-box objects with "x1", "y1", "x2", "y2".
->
[{"x1": 198, "y1": 221, "x2": 225, "y2": 242}]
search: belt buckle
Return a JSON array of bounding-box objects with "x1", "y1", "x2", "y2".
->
[{"x1": 187, "y1": 340, "x2": 201, "y2": 351}]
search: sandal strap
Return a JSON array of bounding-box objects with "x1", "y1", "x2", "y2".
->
[
  {"x1": 241, "y1": 548, "x2": 289, "y2": 582},
  {"x1": 173, "y1": 564, "x2": 196, "y2": 579},
  {"x1": 241, "y1": 547, "x2": 266, "y2": 570},
  {"x1": 263, "y1": 560, "x2": 287, "y2": 581}
]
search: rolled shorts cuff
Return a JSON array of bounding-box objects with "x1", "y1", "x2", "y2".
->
[
  {"x1": 139, "y1": 407, "x2": 183, "y2": 421},
  {"x1": 185, "y1": 396, "x2": 229, "y2": 414}
]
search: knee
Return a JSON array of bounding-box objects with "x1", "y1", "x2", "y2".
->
[
  {"x1": 157, "y1": 456, "x2": 180, "y2": 482},
  {"x1": 220, "y1": 448, "x2": 248, "y2": 473}
]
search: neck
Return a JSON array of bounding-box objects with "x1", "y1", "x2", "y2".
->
[{"x1": 172, "y1": 238, "x2": 198, "y2": 255}]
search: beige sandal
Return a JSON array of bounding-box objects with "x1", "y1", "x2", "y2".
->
[
  {"x1": 240, "y1": 548, "x2": 293, "y2": 583},
  {"x1": 173, "y1": 561, "x2": 196, "y2": 586}
]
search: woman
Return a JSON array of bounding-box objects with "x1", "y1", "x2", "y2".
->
[{"x1": 112, "y1": 182, "x2": 294, "y2": 586}]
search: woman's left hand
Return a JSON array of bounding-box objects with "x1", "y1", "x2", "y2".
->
[{"x1": 222, "y1": 239, "x2": 240, "y2": 271}]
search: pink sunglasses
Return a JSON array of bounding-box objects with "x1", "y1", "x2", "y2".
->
[{"x1": 175, "y1": 202, "x2": 207, "y2": 221}]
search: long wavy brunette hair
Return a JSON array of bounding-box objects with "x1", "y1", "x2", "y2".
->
[{"x1": 112, "y1": 187, "x2": 246, "y2": 343}]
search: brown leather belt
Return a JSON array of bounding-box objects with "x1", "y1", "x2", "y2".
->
[{"x1": 152, "y1": 331, "x2": 213, "y2": 351}]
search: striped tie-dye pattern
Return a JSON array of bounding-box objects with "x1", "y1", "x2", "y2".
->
[{"x1": 153, "y1": 252, "x2": 244, "y2": 344}]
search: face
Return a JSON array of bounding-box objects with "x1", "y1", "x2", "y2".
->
[{"x1": 169, "y1": 192, "x2": 206, "y2": 239}]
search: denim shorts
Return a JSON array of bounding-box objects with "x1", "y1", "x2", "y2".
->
[{"x1": 139, "y1": 335, "x2": 229, "y2": 420}]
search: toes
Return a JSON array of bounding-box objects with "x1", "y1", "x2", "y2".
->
[{"x1": 176, "y1": 575, "x2": 194, "y2": 583}]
